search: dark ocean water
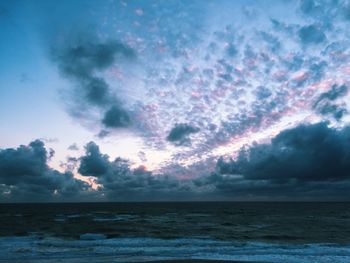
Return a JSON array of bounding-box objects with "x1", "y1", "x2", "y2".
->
[{"x1": 0, "y1": 202, "x2": 349, "y2": 262}]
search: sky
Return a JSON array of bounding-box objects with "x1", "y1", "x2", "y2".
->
[{"x1": 1, "y1": 0, "x2": 350, "y2": 202}]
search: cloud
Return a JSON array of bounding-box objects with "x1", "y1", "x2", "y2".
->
[
  {"x1": 208, "y1": 122, "x2": 350, "y2": 200},
  {"x1": 39, "y1": 137, "x2": 59, "y2": 143},
  {"x1": 166, "y1": 123, "x2": 200, "y2": 146},
  {"x1": 96, "y1": 130, "x2": 110, "y2": 139},
  {"x1": 77, "y1": 141, "x2": 196, "y2": 200},
  {"x1": 313, "y1": 84, "x2": 348, "y2": 120},
  {"x1": 51, "y1": 33, "x2": 136, "y2": 130},
  {"x1": 60, "y1": 156, "x2": 79, "y2": 172},
  {"x1": 43, "y1": 0, "x2": 350, "y2": 159},
  {"x1": 83, "y1": 77, "x2": 111, "y2": 106},
  {"x1": 75, "y1": 124, "x2": 350, "y2": 201},
  {"x1": 52, "y1": 38, "x2": 135, "y2": 79},
  {"x1": 102, "y1": 105, "x2": 131, "y2": 128},
  {"x1": 308, "y1": 60, "x2": 327, "y2": 82},
  {"x1": 217, "y1": 122, "x2": 350, "y2": 182},
  {"x1": 315, "y1": 84, "x2": 348, "y2": 102},
  {"x1": 68, "y1": 143, "x2": 79, "y2": 151},
  {"x1": 255, "y1": 86, "x2": 272, "y2": 100},
  {"x1": 299, "y1": 0, "x2": 350, "y2": 24},
  {"x1": 138, "y1": 151, "x2": 147, "y2": 162},
  {"x1": 298, "y1": 24, "x2": 326, "y2": 44},
  {"x1": 78, "y1": 142, "x2": 110, "y2": 177},
  {"x1": 195, "y1": 172, "x2": 350, "y2": 201},
  {"x1": 299, "y1": 0, "x2": 322, "y2": 16},
  {"x1": 0, "y1": 140, "x2": 89, "y2": 202},
  {"x1": 3, "y1": 124, "x2": 349, "y2": 202},
  {"x1": 343, "y1": 2, "x2": 350, "y2": 20},
  {"x1": 259, "y1": 31, "x2": 281, "y2": 52},
  {"x1": 315, "y1": 103, "x2": 347, "y2": 121}
]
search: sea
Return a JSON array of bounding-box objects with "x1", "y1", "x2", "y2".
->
[{"x1": 0, "y1": 202, "x2": 349, "y2": 262}]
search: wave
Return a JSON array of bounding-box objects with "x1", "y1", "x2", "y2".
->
[{"x1": 0, "y1": 235, "x2": 349, "y2": 263}]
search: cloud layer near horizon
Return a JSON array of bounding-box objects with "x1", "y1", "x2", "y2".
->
[
  {"x1": 0, "y1": 140, "x2": 89, "y2": 202},
  {"x1": 1, "y1": 122, "x2": 349, "y2": 202}
]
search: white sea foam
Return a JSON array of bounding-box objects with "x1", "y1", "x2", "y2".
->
[
  {"x1": 0, "y1": 236, "x2": 349, "y2": 263},
  {"x1": 93, "y1": 214, "x2": 139, "y2": 222}
]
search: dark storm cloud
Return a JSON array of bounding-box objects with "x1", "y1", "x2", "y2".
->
[
  {"x1": 78, "y1": 141, "x2": 110, "y2": 177},
  {"x1": 206, "y1": 123, "x2": 350, "y2": 199},
  {"x1": 0, "y1": 140, "x2": 47, "y2": 184},
  {"x1": 83, "y1": 77, "x2": 110, "y2": 106},
  {"x1": 298, "y1": 24, "x2": 326, "y2": 44},
  {"x1": 52, "y1": 39, "x2": 135, "y2": 79},
  {"x1": 77, "y1": 141, "x2": 195, "y2": 200},
  {"x1": 166, "y1": 123, "x2": 200, "y2": 146},
  {"x1": 0, "y1": 140, "x2": 89, "y2": 202},
  {"x1": 313, "y1": 84, "x2": 348, "y2": 120},
  {"x1": 102, "y1": 105, "x2": 131, "y2": 128},
  {"x1": 217, "y1": 122, "x2": 350, "y2": 182},
  {"x1": 8, "y1": 124, "x2": 346, "y2": 202},
  {"x1": 51, "y1": 34, "x2": 135, "y2": 130},
  {"x1": 195, "y1": 172, "x2": 350, "y2": 201},
  {"x1": 74, "y1": 124, "x2": 350, "y2": 201}
]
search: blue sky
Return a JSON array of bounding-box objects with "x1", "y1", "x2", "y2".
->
[{"x1": 1, "y1": 0, "x2": 350, "y2": 201}]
